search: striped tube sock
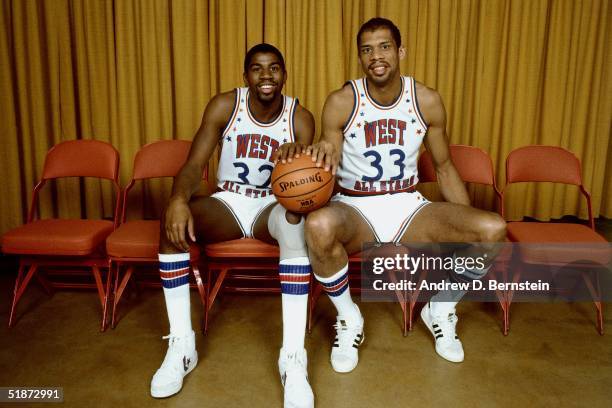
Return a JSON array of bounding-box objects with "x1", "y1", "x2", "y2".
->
[
  {"x1": 159, "y1": 253, "x2": 192, "y2": 336},
  {"x1": 314, "y1": 264, "x2": 361, "y2": 325},
  {"x1": 279, "y1": 257, "x2": 311, "y2": 352}
]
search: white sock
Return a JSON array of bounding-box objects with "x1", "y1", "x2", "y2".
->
[
  {"x1": 314, "y1": 264, "x2": 361, "y2": 324},
  {"x1": 159, "y1": 253, "x2": 192, "y2": 336},
  {"x1": 279, "y1": 256, "x2": 310, "y2": 352}
]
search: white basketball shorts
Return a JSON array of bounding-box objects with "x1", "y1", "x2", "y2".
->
[
  {"x1": 211, "y1": 190, "x2": 277, "y2": 238},
  {"x1": 331, "y1": 191, "x2": 430, "y2": 243}
]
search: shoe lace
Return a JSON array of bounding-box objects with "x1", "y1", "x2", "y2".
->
[
  {"x1": 333, "y1": 319, "x2": 360, "y2": 348},
  {"x1": 160, "y1": 334, "x2": 186, "y2": 372},
  {"x1": 437, "y1": 313, "x2": 458, "y2": 343}
]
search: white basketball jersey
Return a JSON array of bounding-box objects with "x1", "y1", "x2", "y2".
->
[
  {"x1": 217, "y1": 87, "x2": 297, "y2": 198},
  {"x1": 338, "y1": 76, "x2": 428, "y2": 194}
]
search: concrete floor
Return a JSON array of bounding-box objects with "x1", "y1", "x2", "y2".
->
[{"x1": 0, "y1": 272, "x2": 611, "y2": 408}]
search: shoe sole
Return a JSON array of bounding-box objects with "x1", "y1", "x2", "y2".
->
[
  {"x1": 331, "y1": 331, "x2": 365, "y2": 373},
  {"x1": 150, "y1": 354, "x2": 198, "y2": 398},
  {"x1": 420, "y1": 307, "x2": 464, "y2": 363}
]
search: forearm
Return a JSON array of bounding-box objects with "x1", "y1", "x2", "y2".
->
[{"x1": 437, "y1": 164, "x2": 470, "y2": 206}]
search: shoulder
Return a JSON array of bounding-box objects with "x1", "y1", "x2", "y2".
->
[
  {"x1": 204, "y1": 89, "x2": 238, "y2": 120},
  {"x1": 322, "y1": 83, "x2": 356, "y2": 126},
  {"x1": 414, "y1": 81, "x2": 446, "y2": 125},
  {"x1": 293, "y1": 103, "x2": 315, "y2": 127},
  {"x1": 325, "y1": 82, "x2": 356, "y2": 108}
]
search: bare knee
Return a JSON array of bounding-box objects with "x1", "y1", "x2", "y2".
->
[
  {"x1": 305, "y1": 210, "x2": 338, "y2": 256},
  {"x1": 477, "y1": 212, "x2": 507, "y2": 243}
]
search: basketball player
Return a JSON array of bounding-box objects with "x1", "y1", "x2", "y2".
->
[
  {"x1": 304, "y1": 18, "x2": 506, "y2": 370},
  {"x1": 152, "y1": 44, "x2": 316, "y2": 408}
]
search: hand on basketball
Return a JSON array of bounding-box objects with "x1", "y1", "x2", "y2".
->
[
  {"x1": 305, "y1": 141, "x2": 340, "y2": 175},
  {"x1": 272, "y1": 142, "x2": 308, "y2": 164},
  {"x1": 164, "y1": 197, "x2": 196, "y2": 252}
]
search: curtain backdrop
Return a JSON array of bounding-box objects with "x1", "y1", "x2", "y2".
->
[{"x1": 1, "y1": 0, "x2": 610, "y2": 235}]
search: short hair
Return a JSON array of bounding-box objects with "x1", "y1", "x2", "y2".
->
[
  {"x1": 244, "y1": 43, "x2": 286, "y2": 73},
  {"x1": 357, "y1": 17, "x2": 402, "y2": 48}
]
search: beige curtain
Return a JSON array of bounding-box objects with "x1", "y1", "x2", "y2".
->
[{"x1": 1, "y1": 0, "x2": 610, "y2": 235}]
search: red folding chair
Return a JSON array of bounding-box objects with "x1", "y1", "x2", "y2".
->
[
  {"x1": 501, "y1": 145, "x2": 609, "y2": 335},
  {"x1": 1, "y1": 140, "x2": 120, "y2": 331},
  {"x1": 105, "y1": 140, "x2": 208, "y2": 330}
]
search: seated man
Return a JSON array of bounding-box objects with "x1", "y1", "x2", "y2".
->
[
  {"x1": 305, "y1": 18, "x2": 506, "y2": 370},
  {"x1": 151, "y1": 43, "x2": 316, "y2": 408}
]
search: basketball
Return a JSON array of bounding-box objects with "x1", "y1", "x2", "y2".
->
[{"x1": 271, "y1": 155, "x2": 334, "y2": 213}]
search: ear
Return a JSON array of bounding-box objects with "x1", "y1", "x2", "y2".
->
[
  {"x1": 243, "y1": 72, "x2": 248, "y2": 87},
  {"x1": 398, "y1": 46, "x2": 406, "y2": 60}
]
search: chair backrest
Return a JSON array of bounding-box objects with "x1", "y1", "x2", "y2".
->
[
  {"x1": 29, "y1": 140, "x2": 121, "y2": 223},
  {"x1": 418, "y1": 144, "x2": 499, "y2": 187},
  {"x1": 505, "y1": 145, "x2": 582, "y2": 185},
  {"x1": 42, "y1": 140, "x2": 119, "y2": 180},
  {"x1": 502, "y1": 145, "x2": 593, "y2": 229},
  {"x1": 121, "y1": 140, "x2": 208, "y2": 223},
  {"x1": 132, "y1": 140, "x2": 193, "y2": 180}
]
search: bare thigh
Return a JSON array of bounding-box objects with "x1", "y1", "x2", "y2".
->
[{"x1": 401, "y1": 202, "x2": 506, "y2": 265}]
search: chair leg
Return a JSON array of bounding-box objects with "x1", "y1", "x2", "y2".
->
[
  {"x1": 205, "y1": 267, "x2": 212, "y2": 334},
  {"x1": 112, "y1": 265, "x2": 133, "y2": 329},
  {"x1": 8, "y1": 263, "x2": 38, "y2": 328},
  {"x1": 35, "y1": 271, "x2": 54, "y2": 296},
  {"x1": 101, "y1": 262, "x2": 114, "y2": 332},
  {"x1": 208, "y1": 267, "x2": 228, "y2": 312},
  {"x1": 594, "y1": 301, "x2": 604, "y2": 335},
  {"x1": 192, "y1": 264, "x2": 207, "y2": 335}
]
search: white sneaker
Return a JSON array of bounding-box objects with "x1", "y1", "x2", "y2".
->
[
  {"x1": 421, "y1": 302, "x2": 464, "y2": 363},
  {"x1": 279, "y1": 348, "x2": 314, "y2": 408},
  {"x1": 150, "y1": 330, "x2": 198, "y2": 398},
  {"x1": 330, "y1": 309, "x2": 364, "y2": 373}
]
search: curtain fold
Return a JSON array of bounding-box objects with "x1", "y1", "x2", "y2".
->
[{"x1": 1, "y1": 0, "x2": 610, "y2": 235}]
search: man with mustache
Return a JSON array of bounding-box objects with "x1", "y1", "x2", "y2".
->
[
  {"x1": 305, "y1": 18, "x2": 506, "y2": 376},
  {"x1": 152, "y1": 43, "x2": 316, "y2": 408}
]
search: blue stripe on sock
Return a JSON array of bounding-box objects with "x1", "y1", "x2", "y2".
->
[
  {"x1": 159, "y1": 260, "x2": 190, "y2": 271},
  {"x1": 162, "y1": 275, "x2": 189, "y2": 289},
  {"x1": 326, "y1": 283, "x2": 349, "y2": 297},
  {"x1": 281, "y1": 282, "x2": 310, "y2": 295},
  {"x1": 279, "y1": 264, "x2": 312, "y2": 274},
  {"x1": 318, "y1": 272, "x2": 348, "y2": 288}
]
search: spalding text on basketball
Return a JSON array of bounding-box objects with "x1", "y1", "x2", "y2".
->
[{"x1": 279, "y1": 172, "x2": 324, "y2": 193}]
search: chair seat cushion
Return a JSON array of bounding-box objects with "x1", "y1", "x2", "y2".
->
[
  {"x1": 205, "y1": 238, "x2": 279, "y2": 258},
  {"x1": 2, "y1": 219, "x2": 114, "y2": 256},
  {"x1": 106, "y1": 220, "x2": 199, "y2": 260},
  {"x1": 507, "y1": 222, "x2": 610, "y2": 264}
]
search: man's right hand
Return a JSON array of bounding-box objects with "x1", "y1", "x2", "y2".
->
[
  {"x1": 305, "y1": 141, "x2": 341, "y2": 175},
  {"x1": 164, "y1": 197, "x2": 196, "y2": 252}
]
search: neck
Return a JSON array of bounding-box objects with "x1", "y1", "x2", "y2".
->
[
  {"x1": 366, "y1": 73, "x2": 402, "y2": 106},
  {"x1": 248, "y1": 94, "x2": 283, "y2": 123}
]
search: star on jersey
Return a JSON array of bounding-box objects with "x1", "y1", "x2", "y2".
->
[
  {"x1": 226, "y1": 136, "x2": 231, "y2": 142},
  {"x1": 411, "y1": 119, "x2": 416, "y2": 124},
  {"x1": 350, "y1": 133, "x2": 356, "y2": 139},
  {"x1": 360, "y1": 112, "x2": 365, "y2": 116},
  {"x1": 237, "y1": 117, "x2": 241, "y2": 122}
]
